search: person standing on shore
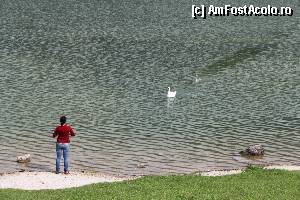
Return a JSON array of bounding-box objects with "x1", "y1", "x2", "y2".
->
[{"x1": 53, "y1": 116, "x2": 76, "y2": 174}]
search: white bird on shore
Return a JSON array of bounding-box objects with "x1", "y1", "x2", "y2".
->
[{"x1": 167, "y1": 87, "x2": 176, "y2": 98}]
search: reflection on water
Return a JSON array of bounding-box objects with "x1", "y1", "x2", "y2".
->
[
  {"x1": 167, "y1": 97, "x2": 176, "y2": 109},
  {"x1": 0, "y1": 0, "x2": 299, "y2": 175}
]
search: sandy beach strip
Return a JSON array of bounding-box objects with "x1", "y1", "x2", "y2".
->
[
  {"x1": 0, "y1": 171, "x2": 129, "y2": 190},
  {"x1": 1, "y1": 165, "x2": 300, "y2": 190},
  {"x1": 200, "y1": 165, "x2": 300, "y2": 176}
]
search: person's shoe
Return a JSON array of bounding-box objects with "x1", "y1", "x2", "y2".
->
[
  {"x1": 55, "y1": 171, "x2": 60, "y2": 174},
  {"x1": 64, "y1": 171, "x2": 70, "y2": 175}
]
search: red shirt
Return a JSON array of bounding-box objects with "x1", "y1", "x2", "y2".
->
[{"x1": 53, "y1": 124, "x2": 75, "y2": 143}]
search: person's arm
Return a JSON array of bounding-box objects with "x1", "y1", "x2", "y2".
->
[
  {"x1": 53, "y1": 127, "x2": 58, "y2": 138},
  {"x1": 70, "y1": 127, "x2": 76, "y2": 137}
]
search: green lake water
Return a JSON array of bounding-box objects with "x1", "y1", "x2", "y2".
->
[{"x1": 0, "y1": 0, "x2": 299, "y2": 175}]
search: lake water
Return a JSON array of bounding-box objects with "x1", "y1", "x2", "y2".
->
[{"x1": 0, "y1": 0, "x2": 299, "y2": 176}]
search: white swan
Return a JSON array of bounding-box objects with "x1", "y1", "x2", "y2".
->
[{"x1": 167, "y1": 87, "x2": 176, "y2": 98}]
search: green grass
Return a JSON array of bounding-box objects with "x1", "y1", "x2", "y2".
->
[{"x1": 1, "y1": 167, "x2": 300, "y2": 200}]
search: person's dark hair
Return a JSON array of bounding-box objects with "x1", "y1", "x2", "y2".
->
[{"x1": 60, "y1": 116, "x2": 67, "y2": 125}]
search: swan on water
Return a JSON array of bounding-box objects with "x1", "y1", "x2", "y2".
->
[{"x1": 167, "y1": 87, "x2": 176, "y2": 98}]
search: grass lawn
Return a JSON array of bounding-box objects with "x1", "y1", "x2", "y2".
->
[{"x1": 1, "y1": 167, "x2": 300, "y2": 200}]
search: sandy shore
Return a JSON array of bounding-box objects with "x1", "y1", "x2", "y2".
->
[
  {"x1": 0, "y1": 171, "x2": 129, "y2": 190},
  {"x1": 200, "y1": 165, "x2": 300, "y2": 176},
  {"x1": 1, "y1": 165, "x2": 300, "y2": 190}
]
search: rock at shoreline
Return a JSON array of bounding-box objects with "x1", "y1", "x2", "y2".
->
[
  {"x1": 17, "y1": 154, "x2": 31, "y2": 163},
  {"x1": 240, "y1": 145, "x2": 265, "y2": 156},
  {"x1": 137, "y1": 164, "x2": 146, "y2": 168}
]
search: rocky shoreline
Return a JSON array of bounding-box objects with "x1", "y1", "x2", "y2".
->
[{"x1": 1, "y1": 165, "x2": 300, "y2": 190}]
